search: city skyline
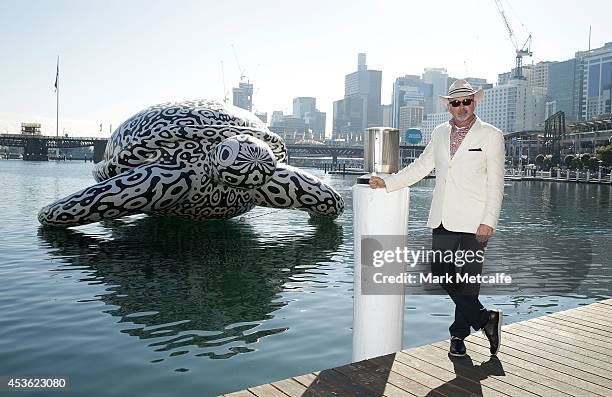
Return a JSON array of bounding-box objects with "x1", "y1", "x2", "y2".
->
[{"x1": 1, "y1": 0, "x2": 611, "y2": 137}]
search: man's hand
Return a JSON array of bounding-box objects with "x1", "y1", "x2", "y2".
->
[
  {"x1": 476, "y1": 224, "x2": 494, "y2": 243},
  {"x1": 369, "y1": 176, "x2": 386, "y2": 189}
]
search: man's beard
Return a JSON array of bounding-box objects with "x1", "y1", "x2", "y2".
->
[{"x1": 454, "y1": 111, "x2": 472, "y2": 122}]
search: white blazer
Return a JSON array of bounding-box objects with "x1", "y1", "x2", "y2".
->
[{"x1": 382, "y1": 117, "x2": 505, "y2": 234}]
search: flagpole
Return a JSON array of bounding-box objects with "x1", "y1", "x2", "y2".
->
[{"x1": 56, "y1": 56, "x2": 59, "y2": 137}]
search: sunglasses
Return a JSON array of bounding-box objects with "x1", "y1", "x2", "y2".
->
[{"x1": 449, "y1": 98, "x2": 474, "y2": 107}]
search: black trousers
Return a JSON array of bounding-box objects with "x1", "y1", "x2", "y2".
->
[{"x1": 431, "y1": 224, "x2": 490, "y2": 339}]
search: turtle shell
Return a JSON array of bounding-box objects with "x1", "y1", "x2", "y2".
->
[{"x1": 93, "y1": 99, "x2": 287, "y2": 182}]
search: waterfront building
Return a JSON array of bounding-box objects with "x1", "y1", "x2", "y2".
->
[
  {"x1": 271, "y1": 111, "x2": 284, "y2": 125},
  {"x1": 255, "y1": 111, "x2": 267, "y2": 124},
  {"x1": 392, "y1": 75, "x2": 433, "y2": 128},
  {"x1": 421, "y1": 112, "x2": 451, "y2": 145},
  {"x1": 303, "y1": 110, "x2": 326, "y2": 142},
  {"x1": 293, "y1": 97, "x2": 316, "y2": 119},
  {"x1": 381, "y1": 104, "x2": 393, "y2": 127},
  {"x1": 398, "y1": 105, "x2": 424, "y2": 132},
  {"x1": 548, "y1": 58, "x2": 579, "y2": 120},
  {"x1": 333, "y1": 53, "x2": 382, "y2": 143},
  {"x1": 477, "y1": 79, "x2": 546, "y2": 133},
  {"x1": 579, "y1": 42, "x2": 612, "y2": 120},
  {"x1": 423, "y1": 68, "x2": 449, "y2": 113}
]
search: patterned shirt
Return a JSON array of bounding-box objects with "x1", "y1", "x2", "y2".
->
[{"x1": 449, "y1": 116, "x2": 477, "y2": 158}]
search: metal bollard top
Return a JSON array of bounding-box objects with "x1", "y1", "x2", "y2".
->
[{"x1": 357, "y1": 127, "x2": 400, "y2": 184}]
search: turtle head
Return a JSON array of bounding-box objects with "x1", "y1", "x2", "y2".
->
[{"x1": 209, "y1": 135, "x2": 277, "y2": 189}]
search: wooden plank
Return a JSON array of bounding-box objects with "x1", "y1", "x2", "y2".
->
[
  {"x1": 504, "y1": 322, "x2": 612, "y2": 360},
  {"x1": 542, "y1": 314, "x2": 612, "y2": 336},
  {"x1": 371, "y1": 354, "x2": 474, "y2": 397},
  {"x1": 291, "y1": 372, "x2": 362, "y2": 397},
  {"x1": 529, "y1": 317, "x2": 610, "y2": 342},
  {"x1": 510, "y1": 320, "x2": 610, "y2": 350},
  {"x1": 555, "y1": 309, "x2": 612, "y2": 327},
  {"x1": 368, "y1": 356, "x2": 447, "y2": 397},
  {"x1": 547, "y1": 315, "x2": 612, "y2": 337},
  {"x1": 248, "y1": 384, "x2": 290, "y2": 397},
  {"x1": 270, "y1": 378, "x2": 310, "y2": 397},
  {"x1": 433, "y1": 340, "x2": 577, "y2": 397},
  {"x1": 396, "y1": 352, "x2": 516, "y2": 396},
  {"x1": 403, "y1": 344, "x2": 531, "y2": 397},
  {"x1": 568, "y1": 306, "x2": 612, "y2": 322},
  {"x1": 502, "y1": 324, "x2": 612, "y2": 364},
  {"x1": 430, "y1": 342, "x2": 573, "y2": 397},
  {"x1": 302, "y1": 368, "x2": 379, "y2": 397},
  {"x1": 467, "y1": 334, "x2": 612, "y2": 396},
  {"x1": 497, "y1": 329, "x2": 612, "y2": 371},
  {"x1": 224, "y1": 301, "x2": 612, "y2": 397},
  {"x1": 332, "y1": 360, "x2": 417, "y2": 397},
  {"x1": 479, "y1": 334, "x2": 612, "y2": 384},
  {"x1": 393, "y1": 349, "x2": 508, "y2": 397},
  {"x1": 224, "y1": 390, "x2": 257, "y2": 397}
]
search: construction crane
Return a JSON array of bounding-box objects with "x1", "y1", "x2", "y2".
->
[
  {"x1": 494, "y1": 0, "x2": 532, "y2": 80},
  {"x1": 231, "y1": 44, "x2": 247, "y2": 82}
]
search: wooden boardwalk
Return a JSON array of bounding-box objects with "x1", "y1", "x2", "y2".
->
[{"x1": 222, "y1": 298, "x2": 612, "y2": 397}]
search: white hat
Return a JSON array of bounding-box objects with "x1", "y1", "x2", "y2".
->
[{"x1": 439, "y1": 79, "x2": 484, "y2": 102}]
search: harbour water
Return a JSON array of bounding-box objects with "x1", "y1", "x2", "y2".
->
[{"x1": 0, "y1": 160, "x2": 610, "y2": 396}]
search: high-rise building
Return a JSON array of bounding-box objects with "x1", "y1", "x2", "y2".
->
[
  {"x1": 497, "y1": 62, "x2": 552, "y2": 94},
  {"x1": 423, "y1": 68, "x2": 448, "y2": 113},
  {"x1": 398, "y1": 105, "x2": 424, "y2": 132},
  {"x1": 421, "y1": 112, "x2": 451, "y2": 145},
  {"x1": 548, "y1": 58, "x2": 578, "y2": 120},
  {"x1": 304, "y1": 110, "x2": 326, "y2": 141},
  {"x1": 333, "y1": 96, "x2": 366, "y2": 142},
  {"x1": 271, "y1": 111, "x2": 284, "y2": 125},
  {"x1": 293, "y1": 97, "x2": 316, "y2": 118},
  {"x1": 580, "y1": 42, "x2": 612, "y2": 120},
  {"x1": 255, "y1": 111, "x2": 267, "y2": 124},
  {"x1": 232, "y1": 81, "x2": 253, "y2": 112},
  {"x1": 530, "y1": 62, "x2": 553, "y2": 92},
  {"x1": 381, "y1": 104, "x2": 393, "y2": 127},
  {"x1": 392, "y1": 75, "x2": 433, "y2": 129},
  {"x1": 477, "y1": 79, "x2": 546, "y2": 133},
  {"x1": 269, "y1": 116, "x2": 307, "y2": 145},
  {"x1": 333, "y1": 53, "x2": 382, "y2": 142}
]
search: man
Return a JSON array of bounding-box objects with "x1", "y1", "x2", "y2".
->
[{"x1": 369, "y1": 80, "x2": 505, "y2": 357}]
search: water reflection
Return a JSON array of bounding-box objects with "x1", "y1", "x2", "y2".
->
[{"x1": 38, "y1": 216, "x2": 343, "y2": 360}]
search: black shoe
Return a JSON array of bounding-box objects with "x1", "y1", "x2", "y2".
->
[
  {"x1": 449, "y1": 336, "x2": 466, "y2": 357},
  {"x1": 481, "y1": 309, "x2": 502, "y2": 355}
]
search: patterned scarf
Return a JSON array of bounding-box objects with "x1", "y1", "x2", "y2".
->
[{"x1": 449, "y1": 116, "x2": 477, "y2": 158}]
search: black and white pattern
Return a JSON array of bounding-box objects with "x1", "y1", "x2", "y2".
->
[{"x1": 38, "y1": 100, "x2": 344, "y2": 227}]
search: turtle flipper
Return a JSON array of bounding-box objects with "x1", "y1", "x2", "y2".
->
[
  {"x1": 38, "y1": 163, "x2": 195, "y2": 227},
  {"x1": 253, "y1": 163, "x2": 344, "y2": 218}
]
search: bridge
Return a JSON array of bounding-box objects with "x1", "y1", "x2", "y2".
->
[
  {"x1": 0, "y1": 134, "x2": 108, "y2": 162},
  {"x1": 286, "y1": 143, "x2": 426, "y2": 165}
]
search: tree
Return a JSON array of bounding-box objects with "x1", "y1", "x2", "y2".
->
[
  {"x1": 589, "y1": 157, "x2": 602, "y2": 170},
  {"x1": 564, "y1": 154, "x2": 575, "y2": 167},
  {"x1": 535, "y1": 154, "x2": 545, "y2": 169},
  {"x1": 596, "y1": 145, "x2": 612, "y2": 167}
]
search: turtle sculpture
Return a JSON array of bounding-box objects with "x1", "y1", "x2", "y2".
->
[{"x1": 38, "y1": 99, "x2": 344, "y2": 227}]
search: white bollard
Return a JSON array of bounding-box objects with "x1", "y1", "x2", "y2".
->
[
  {"x1": 352, "y1": 184, "x2": 409, "y2": 362},
  {"x1": 586, "y1": 170, "x2": 590, "y2": 182}
]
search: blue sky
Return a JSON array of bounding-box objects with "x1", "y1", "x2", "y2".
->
[{"x1": 1, "y1": 0, "x2": 611, "y2": 137}]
